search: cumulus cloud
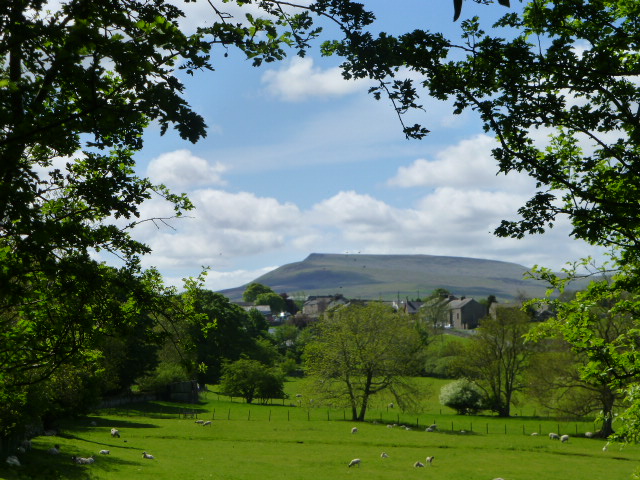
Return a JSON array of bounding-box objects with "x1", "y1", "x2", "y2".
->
[
  {"x1": 261, "y1": 57, "x2": 368, "y2": 101},
  {"x1": 387, "y1": 134, "x2": 535, "y2": 191},
  {"x1": 134, "y1": 188, "x2": 304, "y2": 276},
  {"x1": 146, "y1": 150, "x2": 227, "y2": 189}
]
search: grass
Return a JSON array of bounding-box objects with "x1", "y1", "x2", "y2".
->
[{"x1": 1, "y1": 378, "x2": 637, "y2": 480}]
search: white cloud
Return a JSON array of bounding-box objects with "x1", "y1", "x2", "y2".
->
[
  {"x1": 387, "y1": 134, "x2": 535, "y2": 191},
  {"x1": 261, "y1": 57, "x2": 368, "y2": 101},
  {"x1": 146, "y1": 150, "x2": 227, "y2": 189}
]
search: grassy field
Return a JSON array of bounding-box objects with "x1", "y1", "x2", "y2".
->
[{"x1": 1, "y1": 378, "x2": 638, "y2": 480}]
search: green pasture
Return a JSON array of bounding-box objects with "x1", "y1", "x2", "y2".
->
[{"x1": 1, "y1": 378, "x2": 638, "y2": 480}]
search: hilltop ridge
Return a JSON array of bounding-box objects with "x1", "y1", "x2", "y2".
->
[{"x1": 219, "y1": 253, "x2": 567, "y2": 302}]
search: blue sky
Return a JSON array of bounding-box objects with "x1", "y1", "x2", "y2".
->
[{"x1": 99, "y1": 1, "x2": 607, "y2": 291}]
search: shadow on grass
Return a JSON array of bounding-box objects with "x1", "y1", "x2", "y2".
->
[{"x1": 97, "y1": 400, "x2": 209, "y2": 419}]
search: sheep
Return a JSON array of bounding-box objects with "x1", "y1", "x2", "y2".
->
[
  {"x1": 142, "y1": 452, "x2": 155, "y2": 460},
  {"x1": 6, "y1": 455, "x2": 21, "y2": 467},
  {"x1": 99, "y1": 450, "x2": 110, "y2": 455},
  {"x1": 351, "y1": 426, "x2": 358, "y2": 434},
  {"x1": 426, "y1": 455, "x2": 434, "y2": 465},
  {"x1": 387, "y1": 424, "x2": 394, "y2": 428},
  {"x1": 21, "y1": 439, "x2": 32, "y2": 451},
  {"x1": 388, "y1": 402, "x2": 394, "y2": 408},
  {"x1": 110, "y1": 428, "x2": 120, "y2": 438},
  {"x1": 295, "y1": 394, "x2": 303, "y2": 398},
  {"x1": 195, "y1": 419, "x2": 205, "y2": 424},
  {"x1": 380, "y1": 452, "x2": 389, "y2": 458},
  {"x1": 203, "y1": 420, "x2": 212, "y2": 426},
  {"x1": 90, "y1": 421, "x2": 97, "y2": 427},
  {"x1": 530, "y1": 432, "x2": 539, "y2": 436},
  {"x1": 48, "y1": 444, "x2": 61, "y2": 455},
  {"x1": 603, "y1": 442, "x2": 609, "y2": 452},
  {"x1": 72, "y1": 455, "x2": 95, "y2": 464},
  {"x1": 347, "y1": 458, "x2": 361, "y2": 467},
  {"x1": 44, "y1": 429, "x2": 57, "y2": 436},
  {"x1": 425, "y1": 425, "x2": 437, "y2": 432},
  {"x1": 549, "y1": 432, "x2": 560, "y2": 440},
  {"x1": 414, "y1": 461, "x2": 425, "y2": 467},
  {"x1": 560, "y1": 434, "x2": 570, "y2": 443},
  {"x1": 585, "y1": 431, "x2": 594, "y2": 438}
]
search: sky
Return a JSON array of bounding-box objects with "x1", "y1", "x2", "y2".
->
[{"x1": 100, "y1": 0, "x2": 607, "y2": 292}]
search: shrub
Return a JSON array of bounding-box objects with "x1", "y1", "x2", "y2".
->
[{"x1": 439, "y1": 378, "x2": 485, "y2": 415}]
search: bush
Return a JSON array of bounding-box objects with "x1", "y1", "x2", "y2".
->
[
  {"x1": 439, "y1": 378, "x2": 485, "y2": 415},
  {"x1": 219, "y1": 359, "x2": 284, "y2": 404}
]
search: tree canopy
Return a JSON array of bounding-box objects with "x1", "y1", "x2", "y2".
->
[{"x1": 304, "y1": 302, "x2": 427, "y2": 421}]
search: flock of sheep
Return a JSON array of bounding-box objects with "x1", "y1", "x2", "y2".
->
[
  {"x1": 4, "y1": 426, "x2": 156, "y2": 468},
  {"x1": 3, "y1": 417, "x2": 608, "y2": 475},
  {"x1": 343, "y1": 424, "x2": 597, "y2": 475},
  {"x1": 348, "y1": 424, "x2": 436, "y2": 469}
]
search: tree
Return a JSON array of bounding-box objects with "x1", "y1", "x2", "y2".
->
[
  {"x1": 303, "y1": 302, "x2": 427, "y2": 421},
  {"x1": 255, "y1": 292, "x2": 287, "y2": 315},
  {"x1": 439, "y1": 378, "x2": 485, "y2": 415},
  {"x1": 219, "y1": 359, "x2": 284, "y2": 404},
  {"x1": 527, "y1": 270, "x2": 640, "y2": 438},
  {"x1": 527, "y1": 337, "x2": 619, "y2": 437},
  {"x1": 189, "y1": 290, "x2": 262, "y2": 384},
  {"x1": 243, "y1": 283, "x2": 276, "y2": 303},
  {"x1": 455, "y1": 307, "x2": 535, "y2": 416}
]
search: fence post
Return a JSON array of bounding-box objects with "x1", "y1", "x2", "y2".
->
[
  {"x1": 213, "y1": 408, "x2": 215, "y2": 420},
  {"x1": 269, "y1": 410, "x2": 271, "y2": 422},
  {"x1": 486, "y1": 423, "x2": 488, "y2": 434},
  {"x1": 523, "y1": 424, "x2": 525, "y2": 435},
  {"x1": 470, "y1": 422, "x2": 473, "y2": 433},
  {"x1": 327, "y1": 410, "x2": 330, "y2": 421},
  {"x1": 504, "y1": 424, "x2": 507, "y2": 435},
  {"x1": 451, "y1": 421, "x2": 454, "y2": 432},
  {"x1": 248, "y1": 410, "x2": 250, "y2": 421},
  {"x1": 228, "y1": 408, "x2": 230, "y2": 420}
]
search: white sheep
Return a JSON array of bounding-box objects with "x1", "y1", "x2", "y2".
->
[
  {"x1": 414, "y1": 461, "x2": 425, "y2": 467},
  {"x1": 426, "y1": 455, "x2": 434, "y2": 465},
  {"x1": 585, "y1": 431, "x2": 594, "y2": 438},
  {"x1": 549, "y1": 432, "x2": 560, "y2": 440},
  {"x1": 603, "y1": 442, "x2": 609, "y2": 452},
  {"x1": 99, "y1": 450, "x2": 110, "y2": 455},
  {"x1": 560, "y1": 434, "x2": 570, "y2": 443},
  {"x1": 351, "y1": 426, "x2": 358, "y2": 434},
  {"x1": 387, "y1": 424, "x2": 394, "y2": 428},
  {"x1": 110, "y1": 428, "x2": 120, "y2": 438},
  {"x1": 142, "y1": 451, "x2": 155, "y2": 459},
  {"x1": 195, "y1": 419, "x2": 205, "y2": 424},
  {"x1": 203, "y1": 420, "x2": 212, "y2": 426},
  {"x1": 425, "y1": 423, "x2": 437, "y2": 432},
  {"x1": 72, "y1": 455, "x2": 95, "y2": 464},
  {"x1": 380, "y1": 452, "x2": 389, "y2": 458},
  {"x1": 48, "y1": 444, "x2": 61, "y2": 455},
  {"x1": 388, "y1": 402, "x2": 394, "y2": 408},
  {"x1": 16, "y1": 447, "x2": 25, "y2": 454},
  {"x1": 348, "y1": 458, "x2": 361, "y2": 467},
  {"x1": 530, "y1": 432, "x2": 539, "y2": 436},
  {"x1": 6, "y1": 455, "x2": 21, "y2": 467}
]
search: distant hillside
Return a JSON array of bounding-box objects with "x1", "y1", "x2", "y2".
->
[{"x1": 219, "y1": 253, "x2": 584, "y2": 302}]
